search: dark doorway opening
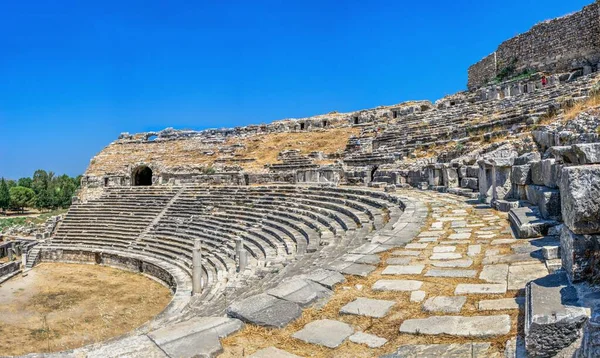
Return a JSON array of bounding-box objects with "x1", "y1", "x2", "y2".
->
[
  {"x1": 353, "y1": 116, "x2": 359, "y2": 125},
  {"x1": 370, "y1": 166, "x2": 378, "y2": 182},
  {"x1": 392, "y1": 111, "x2": 398, "y2": 119},
  {"x1": 133, "y1": 166, "x2": 153, "y2": 186},
  {"x1": 300, "y1": 123, "x2": 305, "y2": 130},
  {"x1": 104, "y1": 178, "x2": 109, "y2": 187}
]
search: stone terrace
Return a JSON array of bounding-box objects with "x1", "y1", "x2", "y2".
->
[{"x1": 220, "y1": 189, "x2": 551, "y2": 357}]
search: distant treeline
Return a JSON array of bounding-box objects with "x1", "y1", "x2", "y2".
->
[{"x1": 0, "y1": 170, "x2": 82, "y2": 213}]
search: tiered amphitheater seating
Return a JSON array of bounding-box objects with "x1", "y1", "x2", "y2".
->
[
  {"x1": 45, "y1": 185, "x2": 403, "y2": 302},
  {"x1": 346, "y1": 74, "x2": 599, "y2": 161}
]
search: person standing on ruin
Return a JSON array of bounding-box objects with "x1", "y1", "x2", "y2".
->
[{"x1": 541, "y1": 75, "x2": 548, "y2": 86}]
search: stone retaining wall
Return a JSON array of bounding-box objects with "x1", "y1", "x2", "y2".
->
[
  {"x1": 40, "y1": 248, "x2": 178, "y2": 292},
  {"x1": 0, "y1": 261, "x2": 20, "y2": 281},
  {"x1": 468, "y1": 2, "x2": 600, "y2": 89}
]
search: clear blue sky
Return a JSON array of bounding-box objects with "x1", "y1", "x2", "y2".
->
[{"x1": 0, "y1": 0, "x2": 592, "y2": 179}]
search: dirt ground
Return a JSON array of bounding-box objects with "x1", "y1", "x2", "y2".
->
[{"x1": 0, "y1": 263, "x2": 172, "y2": 356}]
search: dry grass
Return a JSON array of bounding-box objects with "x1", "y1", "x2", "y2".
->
[
  {"x1": 225, "y1": 128, "x2": 361, "y2": 170},
  {"x1": 87, "y1": 127, "x2": 360, "y2": 175},
  {"x1": 0, "y1": 263, "x2": 172, "y2": 356}
]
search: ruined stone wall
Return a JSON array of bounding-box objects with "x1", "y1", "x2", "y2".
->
[
  {"x1": 468, "y1": 2, "x2": 600, "y2": 89},
  {"x1": 467, "y1": 53, "x2": 497, "y2": 90}
]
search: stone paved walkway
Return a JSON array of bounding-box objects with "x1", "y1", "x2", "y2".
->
[{"x1": 222, "y1": 190, "x2": 549, "y2": 357}]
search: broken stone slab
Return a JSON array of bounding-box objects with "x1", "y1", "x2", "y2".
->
[
  {"x1": 227, "y1": 294, "x2": 302, "y2": 328},
  {"x1": 482, "y1": 252, "x2": 544, "y2": 265},
  {"x1": 299, "y1": 268, "x2": 345, "y2": 289},
  {"x1": 350, "y1": 243, "x2": 388, "y2": 255},
  {"x1": 292, "y1": 319, "x2": 354, "y2": 348},
  {"x1": 507, "y1": 263, "x2": 548, "y2": 291},
  {"x1": 448, "y1": 233, "x2": 471, "y2": 240},
  {"x1": 542, "y1": 245, "x2": 561, "y2": 260},
  {"x1": 423, "y1": 296, "x2": 466, "y2": 313},
  {"x1": 431, "y1": 259, "x2": 473, "y2": 268},
  {"x1": 509, "y1": 206, "x2": 558, "y2": 239},
  {"x1": 340, "y1": 297, "x2": 395, "y2": 318},
  {"x1": 410, "y1": 290, "x2": 426, "y2": 302},
  {"x1": 391, "y1": 250, "x2": 421, "y2": 256},
  {"x1": 327, "y1": 261, "x2": 376, "y2": 277},
  {"x1": 382, "y1": 264, "x2": 425, "y2": 275},
  {"x1": 349, "y1": 331, "x2": 387, "y2": 348},
  {"x1": 429, "y1": 253, "x2": 462, "y2": 260},
  {"x1": 372, "y1": 279, "x2": 423, "y2": 292},
  {"x1": 494, "y1": 199, "x2": 520, "y2": 212},
  {"x1": 425, "y1": 269, "x2": 476, "y2": 278},
  {"x1": 405, "y1": 243, "x2": 428, "y2": 249},
  {"x1": 386, "y1": 257, "x2": 412, "y2": 265},
  {"x1": 560, "y1": 165, "x2": 600, "y2": 235},
  {"x1": 433, "y1": 246, "x2": 456, "y2": 253},
  {"x1": 249, "y1": 347, "x2": 302, "y2": 358},
  {"x1": 525, "y1": 272, "x2": 590, "y2": 357},
  {"x1": 340, "y1": 253, "x2": 381, "y2": 265},
  {"x1": 382, "y1": 343, "x2": 492, "y2": 358},
  {"x1": 455, "y1": 283, "x2": 507, "y2": 295},
  {"x1": 560, "y1": 225, "x2": 600, "y2": 283},
  {"x1": 267, "y1": 279, "x2": 333, "y2": 307},
  {"x1": 479, "y1": 264, "x2": 509, "y2": 284},
  {"x1": 147, "y1": 317, "x2": 244, "y2": 358},
  {"x1": 478, "y1": 297, "x2": 524, "y2": 311},
  {"x1": 467, "y1": 244, "x2": 481, "y2": 256},
  {"x1": 399, "y1": 315, "x2": 511, "y2": 337}
]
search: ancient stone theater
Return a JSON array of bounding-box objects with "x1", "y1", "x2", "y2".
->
[{"x1": 5, "y1": 2, "x2": 600, "y2": 357}]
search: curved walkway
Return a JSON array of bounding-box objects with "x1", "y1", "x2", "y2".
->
[{"x1": 221, "y1": 189, "x2": 550, "y2": 358}]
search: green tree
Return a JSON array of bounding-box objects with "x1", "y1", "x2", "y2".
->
[
  {"x1": 17, "y1": 177, "x2": 32, "y2": 188},
  {"x1": 9, "y1": 186, "x2": 35, "y2": 213},
  {"x1": 0, "y1": 178, "x2": 10, "y2": 213}
]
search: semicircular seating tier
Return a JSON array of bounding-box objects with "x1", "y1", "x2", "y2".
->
[{"x1": 43, "y1": 185, "x2": 404, "y2": 306}]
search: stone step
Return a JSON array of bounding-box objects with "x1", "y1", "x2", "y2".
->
[{"x1": 508, "y1": 206, "x2": 558, "y2": 239}]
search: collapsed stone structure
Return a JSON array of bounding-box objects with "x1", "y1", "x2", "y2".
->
[{"x1": 9, "y1": 2, "x2": 600, "y2": 357}]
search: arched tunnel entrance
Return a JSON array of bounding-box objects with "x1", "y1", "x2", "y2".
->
[{"x1": 133, "y1": 166, "x2": 153, "y2": 186}]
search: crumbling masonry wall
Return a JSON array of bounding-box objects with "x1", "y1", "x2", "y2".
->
[{"x1": 468, "y1": 2, "x2": 600, "y2": 89}]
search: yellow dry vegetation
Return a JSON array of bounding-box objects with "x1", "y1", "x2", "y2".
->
[
  {"x1": 86, "y1": 127, "x2": 361, "y2": 175},
  {"x1": 0, "y1": 263, "x2": 172, "y2": 356},
  {"x1": 225, "y1": 127, "x2": 361, "y2": 170}
]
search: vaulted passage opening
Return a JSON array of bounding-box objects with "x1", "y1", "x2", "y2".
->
[{"x1": 133, "y1": 166, "x2": 153, "y2": 186}]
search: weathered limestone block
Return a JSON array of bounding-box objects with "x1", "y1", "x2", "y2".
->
[
  {"x1": 460, "y1": 177, "x2": 478, "y2": 190},
  {"x1": 466, "y1": 165, "x2": 479, "y2": 178},
  {"x1": 531, "y1": 161, "x2": 544, "y2": 185},
  {"x1": 560, "y1": 165, "x2": 600, "y2": 235},
  {"x1": 560, "y1": 225, "x2": 600, "y2": 283},
  {"x1": 428, "y1": 168, "x2": 442, "y2": 187},
  {"x1": 525, "y1": 272, "x2": 589, "y2": 358},
  {"x1": 580, "y1": 311, "x2": 600, "y2": 358},
  {"x1": 492, "y1": 165, "x2": 513, "y2": 201},
  {"x1": 514, "y1": 152, "x2": 541, "y2": 165},
  {"x1": 512, "y1": 165, "x2": 532, "y2": 185},
  {"x1": 458, "y1": 166, "x2": 467, "y2": 179},
  {"x1": 513, "y1": 184, "x2": 527, "y2": 200},
  {"x1": 526, "y1": 185, "x2": 561, "y2": 221},
  {"x1": 541, "y1": 159, "x2": 560, "y2": 189},
  {"x1": 442, "y1": 167, "x2": 459, "y2": 188},
  {"x1": 572, "y1": 143, "x2": 600, "y2": 164}
]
